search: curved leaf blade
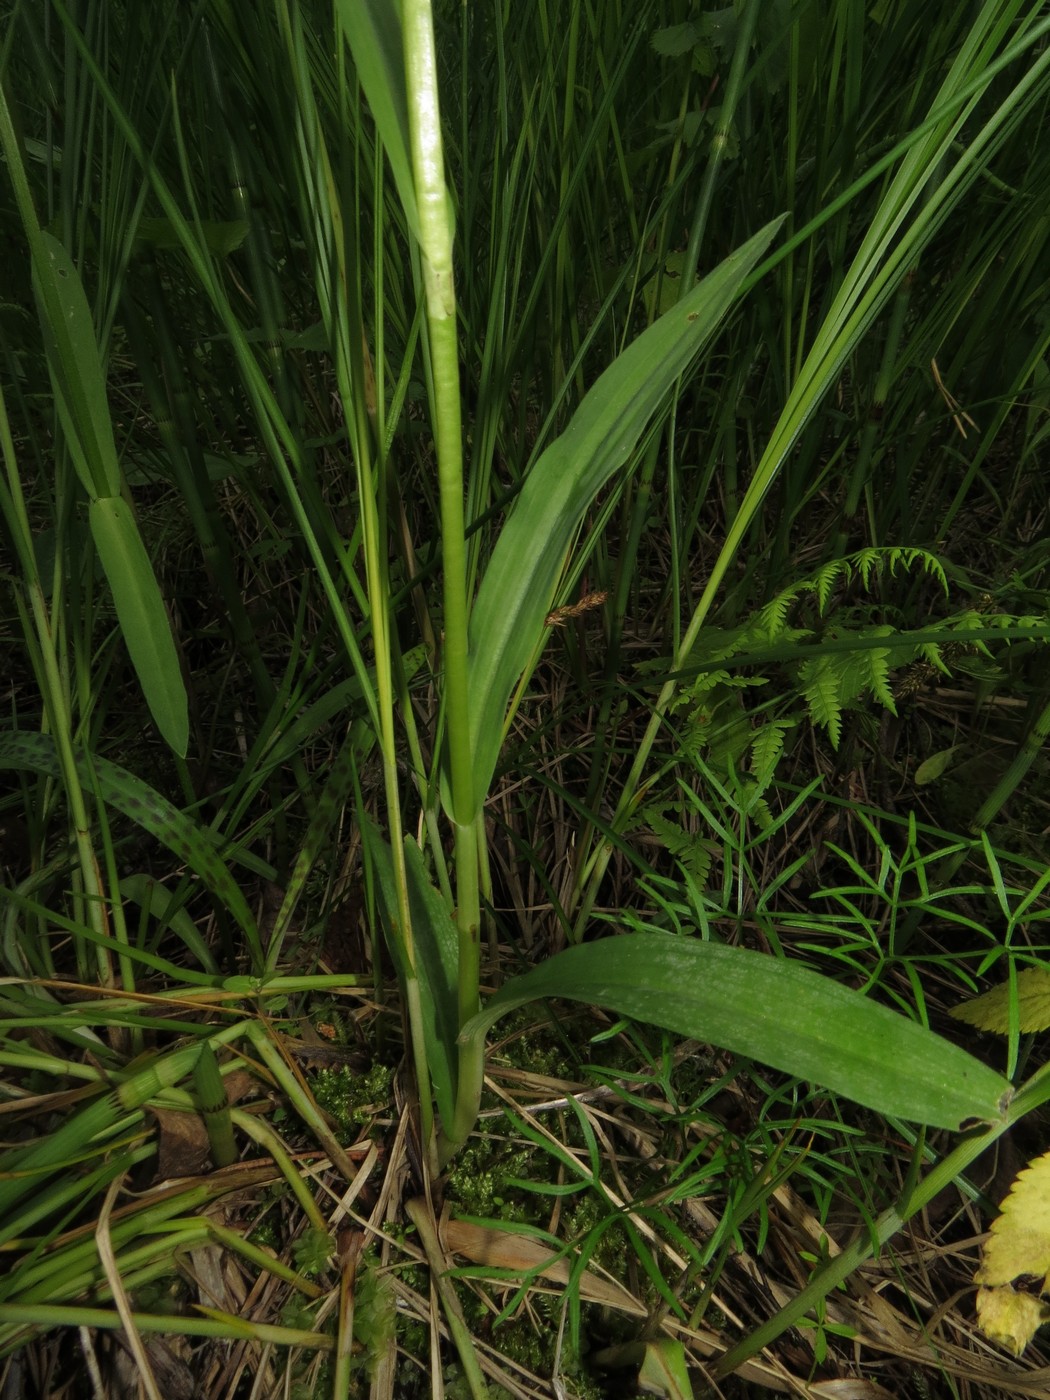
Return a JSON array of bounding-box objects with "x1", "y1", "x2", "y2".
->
[
  {"x1": 464, "y1": 219, "x2": 784, "y2": 813},
  {"x1": 460, "y1": 934, "x2": 1012, "y2": 1131},
  {"x1": 337, "y1": 0, "x2": 420, "y2": 239},
  {"x1": 0, "y1": 732, "x2": 258, "y2": 959},
  {"x1": 89, "y1": 495, "x2": 188, "y2": 757},
  {"x1": 34, "y1": 232, "x2": 121, "y2": 498}
]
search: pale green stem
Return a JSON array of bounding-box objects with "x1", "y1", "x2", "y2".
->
[
  {"x1": 405, "y1": 1197, "x2": 491, "y2": 1400},
  {"x1": 403, "y1": 0, "x2": 483, "y2": 1152},
  {"x1": 713, "y1": 1060, "x2": 1050, "y2": 1379}
]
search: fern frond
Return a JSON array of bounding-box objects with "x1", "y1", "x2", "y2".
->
[
  {"x1": 799, "y1": 655, "x2": 846, "y2": 748},
  {"x1": 756, "y1": 590, "x2": 797, "y2": 637},
  {"x1": 750, "y1": 719, "x2": 794, "y2": 789},
  {"x1": 863, "y1": 630, "x2": 898, "y2": 714}
]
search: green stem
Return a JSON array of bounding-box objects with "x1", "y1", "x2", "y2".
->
[
  {"x1": 404, "y1": 1197, "x2": 491, "y2": 1400},
  {"x1": 403, "y1": 0, "x2": 482, "y2": 1154},
  {"x1": 714, "y1": 1062, "x2": 1050, "y2": 1380}
]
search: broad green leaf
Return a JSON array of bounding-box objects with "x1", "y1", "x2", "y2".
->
[
  {"x1": 638, "y1": 1338, "x2": 692, "y2": 1399},
  {"x1": 914, "y1": 746, "x2": 959, "y2": 785},
  {"x1": 0, "y1": 731, "x2": 258, "y2": 959},
  {"x1": 337, "y1": 0, "x2": 420, "y2": 240},
  {"x1": 976, "y1": 1148, "x2": 1050, "y2": 1356},
  {"x1": 362, "y1": 821, "x2": 458, "y2": 1127},
  {"x1": 33, "y1": 232, "x2": 121, "y2": 498},
  {"x1": 951, "y1": 965, "x2": 1050, "y2": 1034},
  {"x1": 463, "y1": 219, "x2": 784, "y2": 817},
  {"x1": 89, "y1": 495, "x2": 188, "y2": 757},
  {"x1": 133, "y1": 216, "x2": 248, "y2": 256},
  {"x1": 460, "y1": 934, "x2": 1012, "y2": 1131}
]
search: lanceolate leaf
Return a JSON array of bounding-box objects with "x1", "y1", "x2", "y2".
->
[
  {"x1": 463, "y1": 218, "x2": 784, "y2": 816},
  {"x1": 362, "y1": 821, "x2": 458, "y2": 1127},
  {"x1": 460, "y1": 934, "x2": 1012, "y2": 1131},
  {"x1": 89, "y1": 495, "x2": 189, "y2": 757},
  {"x1": 0, "y1": 732, "x2": 258, "y2": 959},
  {"x1": 33, "y1": 232, "x2": 121, "y2": 499},
  {"x1": 337, "y1": 0, "x2": 420, "y2": 239}
]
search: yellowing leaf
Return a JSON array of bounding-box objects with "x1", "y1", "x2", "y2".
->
[
  {"x1": 974, "y1": 1148, "x2": 1050, "y2": 1356},
  {"x1": 977, "y1": 1149, "x2": 1050, "y2": 1286},
  {"x1": 976, "y1": 1286, "x2": 1049, "y2": 1358},
  {"x1": 442, "y1": 1219, "x2": 645, "y2": 1316},
  {"x1": 951, "y1": 965, "x2": 1050, "y2": 1033}
]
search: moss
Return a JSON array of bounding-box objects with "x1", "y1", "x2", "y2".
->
[
  {"x1": 444, "y1": 1131, "x2": 534, "y2": 1220},
  {"x1": 247, "y1": 1214, "x2": 282, "y2": 1251},
  {"x1": 309, "y1": 1061, "x2": 394, "y2": 1137}
]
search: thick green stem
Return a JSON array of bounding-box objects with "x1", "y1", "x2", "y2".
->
[{"x1": 403, "y1": 0, "x2": 482, "y2": 1154}]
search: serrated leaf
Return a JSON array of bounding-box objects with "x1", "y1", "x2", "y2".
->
[
  {"x1": 863, "y1": 636, "x2": 897, "y2": 714},
  {"x1": 89, "y1": 495, "x2": 189, "y2": 756},
  {"x1": 799, "y1": 655, "x2": 844, "y2": 748},
  {"x1": 461, "y1": 934, "x2": 1012, "y2": 1131},
  {"x1": 951, "y1": 966, "x2": 1050, "y2": 1034},
  {"x1": 978, "y1": 1149, "x2": 1050, "y2": 1286},
  {"x1": 749, "y1": 720, "x2": 791, "y2": 788},
  {"x1": 974, "y1": 1148, "x2": 1050, "y2": 1355}
]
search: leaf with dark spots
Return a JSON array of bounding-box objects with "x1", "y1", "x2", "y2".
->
[{"x1": 0, "y1": 732, "x2": 260, "y2": 960}]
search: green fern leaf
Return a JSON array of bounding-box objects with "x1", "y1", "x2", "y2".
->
[
  {"x1": 749, "y1": 719, "x2": 793, "y2": 789},
  {"x1": 757, "y1": 591, "x2": 796, "y2": 636},
  {"x1": 863, "y1": 633, "x2": 898, "y2": 714},
  {"x1": 641, "y1": 804, "x2": 714, "y2": 886},
  {"x1": 799, "y1": 655, "x2": 844, "y2": 748}
]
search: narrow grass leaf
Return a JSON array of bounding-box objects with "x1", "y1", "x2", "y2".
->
[
  {"x1": 460, "y1": 934, "x2": 1012, "y2": 1131},
  {"x1": 89, "y1": 496, "x2": 188, "y2": 756},
  {"x1": 463, "y1": 218, "x2": 784, "y2": 814}
]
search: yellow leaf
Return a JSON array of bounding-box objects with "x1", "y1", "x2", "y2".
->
[
  {"x1": 951, "y1": 965, "x2": 1050, "y2": 1033},
  {"x1": 976, "y1": 1286, "x2": 1049, "y2": 1357},
  {"x1": 973, "y1": 1148, "x2": 1050, "y2": 1356},
  {"x1": 977, "y1": 1149, "x2": 1050, "y2": 1285}
]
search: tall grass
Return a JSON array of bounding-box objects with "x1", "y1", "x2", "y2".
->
[{"x1": 3, "y1": 0, "x2": 1050, "y2": 1390}]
